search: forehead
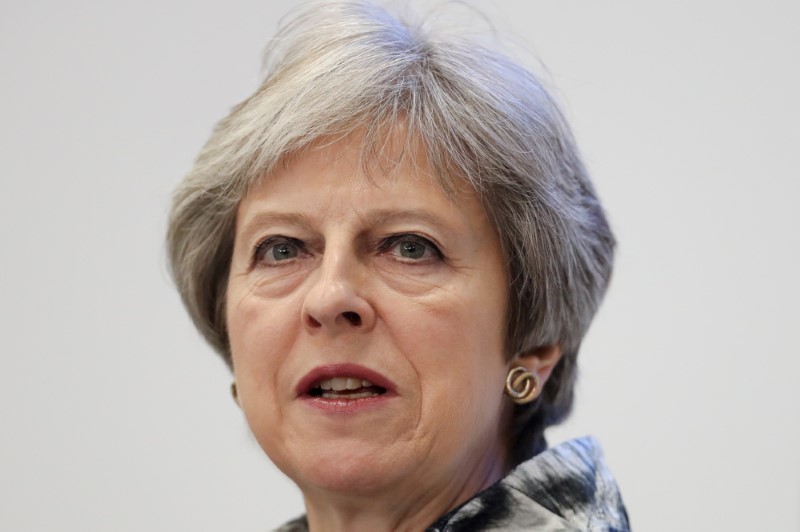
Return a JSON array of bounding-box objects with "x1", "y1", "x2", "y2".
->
[{"x1": 237, "y1": 134, "x2": 485, "y2": 227}]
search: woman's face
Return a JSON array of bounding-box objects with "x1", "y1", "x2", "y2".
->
[{"x1": 226, "y1": 137, "x2": 511, "y2": 501}]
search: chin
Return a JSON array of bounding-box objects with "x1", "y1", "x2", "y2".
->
[{"x1": 276, "y1": 437, "x2": 408, "y2": 494}]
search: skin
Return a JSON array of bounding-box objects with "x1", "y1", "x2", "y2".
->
[{"x1": 226, "y1": 137, "x2": 560, "y2": 531}]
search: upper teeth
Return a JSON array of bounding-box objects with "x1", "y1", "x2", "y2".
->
[{"x1": 317, "y1": 377, "x2": 374, "y2": 391}]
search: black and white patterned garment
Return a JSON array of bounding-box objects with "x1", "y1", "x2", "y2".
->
[{"x1": 276, "y1": 436, "x2": 630, "y2": 531}]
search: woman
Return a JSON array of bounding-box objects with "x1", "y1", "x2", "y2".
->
[{"x1": 167, "y1": 1, "x2": 629, "y2": 530}]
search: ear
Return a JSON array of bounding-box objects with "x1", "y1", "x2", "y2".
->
[{"x1": 514, "y1": 345, "x2": 563, "y2": 386}]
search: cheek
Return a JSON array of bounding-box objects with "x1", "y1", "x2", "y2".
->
[
  {"x1": 227, "y1": 289, "x2": 302, "y2": 414},
  {"x1": 392, "y1": 286, "x2": 508, "y2": 431}
]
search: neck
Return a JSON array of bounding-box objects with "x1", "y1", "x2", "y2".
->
[{"x1": 301, "y1": 450, "x2": 506, "y2": 532}]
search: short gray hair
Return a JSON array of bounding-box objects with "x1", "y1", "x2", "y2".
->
[{"x1": 167, "y1": 0, "x2": 614, "y2": 466}]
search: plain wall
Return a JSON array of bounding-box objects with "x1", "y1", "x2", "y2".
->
[{"x1": 1, "y1": 1, "x2": 798, "y2": 530}]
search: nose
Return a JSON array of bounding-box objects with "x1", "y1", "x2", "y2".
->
[{"x1": 301, "y1": 249, "x2": 376, "y2": 334}]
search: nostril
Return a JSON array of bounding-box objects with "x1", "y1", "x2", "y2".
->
[
  {"x1": 306, "y1": 315, "x2": 322, "y2": 328},
  {"x1": 342, "y1": 311, "x2": 362, "y2": 327}
]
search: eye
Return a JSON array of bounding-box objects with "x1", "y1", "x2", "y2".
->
[
  {"x1": 380, "y1": 234, "x2": 442, "y2": 263},
  {"x1": 253, "y1": 236, "x2": 306, "y2": 266}
]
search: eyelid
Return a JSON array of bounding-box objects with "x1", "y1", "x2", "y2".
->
[
  {"x1": 378, "y1": 233, "x2": 444, "y2": 259},
  {"x1": 251, "y1": 235, "x2": 307, "y2": 267}
]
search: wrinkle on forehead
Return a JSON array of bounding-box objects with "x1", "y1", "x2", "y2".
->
[{"x1": 246, "y1": 123, "x2": 475, "y2": 205}]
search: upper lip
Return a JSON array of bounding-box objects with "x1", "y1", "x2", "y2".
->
[{"x1": 296, "y1": 363, "x2": 397, "y2": 396}]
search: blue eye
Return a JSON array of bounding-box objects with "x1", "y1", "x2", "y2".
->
[
  {"x1": 382, "y1": 234, "x2": 441, "y2": 262},
  {"x1": 254, "y1": 237, "x2": 305, "y2": 265},
  {"x1": 271, "y1": 243, "x2": 298, "y2": 260},
  {"x1": 398, "y1": 240, "x2": 425, "y2": 259}
]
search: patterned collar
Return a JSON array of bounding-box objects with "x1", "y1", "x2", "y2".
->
[{"x1": 428, "y1": 436, "x2": 630, "y2": 531}]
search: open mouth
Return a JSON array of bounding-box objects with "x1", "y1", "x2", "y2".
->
[{"x1": 308, "y1": 377, "x2": 387, "y2": 399}]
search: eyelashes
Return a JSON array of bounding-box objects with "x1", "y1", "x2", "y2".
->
[
  {"x1": 377, "y1": 234, "x2": 443, "y2": 262},
  {"x1": 251, "y1": 233, "x2": 443, "y2": 268},
  {"x1": 252, "y1": 236, "x2": 308, "y2": 266}
]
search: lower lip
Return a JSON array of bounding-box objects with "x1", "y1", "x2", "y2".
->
[{"x1": 300, "y1": 393, "x2": 395, "y2": 414}]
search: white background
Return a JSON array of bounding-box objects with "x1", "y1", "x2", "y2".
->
[{"x1": 1, "y1": 1, "x2": 798, "y2": 530}]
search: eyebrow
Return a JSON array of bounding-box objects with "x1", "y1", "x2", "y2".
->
[
  {"x1": 356, "y1": 208, "x2": 458, "y2": 232},
  {"x1": 238, "y1": 212, "x2": 316, "y2": 246},
  {"x1": 237, "y1": 207, "x2": 460, "y2": 245}
]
